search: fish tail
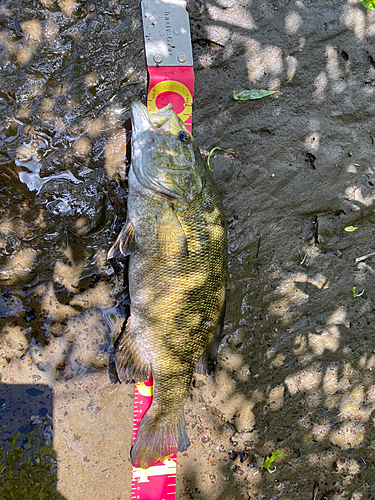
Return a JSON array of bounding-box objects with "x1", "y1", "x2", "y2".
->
[{"x1": 131, "y1": 409, "x2": 190, "y2": 469}]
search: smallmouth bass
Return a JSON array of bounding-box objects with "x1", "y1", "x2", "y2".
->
[{"x1": 108, "y1": 101, "x2": 227, "y2": 469}]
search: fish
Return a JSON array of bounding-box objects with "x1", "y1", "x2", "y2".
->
[{"x1": 108, "y1": 101, "x2": 227, "y2": 469}]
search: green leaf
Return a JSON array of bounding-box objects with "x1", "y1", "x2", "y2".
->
[
  {"x1": 105, "y1": 80, "x2": 144, "y2": 100},
  {"x1": 344, "y1": 226, "x2": 358, "y2": 232},
  {"x1": 233, "y1": 89, "x2": 278, "y2": 101},
  {"x1": 263, "y1": 451, "x2": 287, "y2": 473},
  {"x1": 358, "y1": 0, "x2": 375, "y2": 10},
  {"x1": 351, "y1": 287, "x2": 365, "y2": 298},
  {"x1": 206, "y1": 147, "x2": 225, "y2": 172}
]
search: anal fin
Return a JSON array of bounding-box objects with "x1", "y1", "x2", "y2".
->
[
  {"x1": 107, "y1": 221, "x2": 138, "y2": 259},
  {"x1": 115, "y1": 317, "x2": 150, "y2": 382}
]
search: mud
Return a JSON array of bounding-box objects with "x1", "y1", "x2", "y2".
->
[{"x1": 1, "y1": 0, "x2": 375, "y2": 499}]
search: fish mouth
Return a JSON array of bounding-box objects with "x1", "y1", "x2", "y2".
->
[
  {"x1": 130, "y1": 101, "x2": 178, "y2": 164},
  {"x1": 130, "y1": 101, "x2": 155, "y2": 137},
  {"x1": 130, "y1": 101, "x2": 175, "y2": 136}
]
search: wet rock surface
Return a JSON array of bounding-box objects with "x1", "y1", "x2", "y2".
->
[{"x1": 1, "y1": 0, "x2": 375, "y2": 499}]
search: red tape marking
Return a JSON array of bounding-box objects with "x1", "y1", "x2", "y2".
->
[{"x1": 147, "y1": 66, "x2": 194, "y2": 132}]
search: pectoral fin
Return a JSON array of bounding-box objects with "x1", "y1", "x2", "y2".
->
[
  {"x1": 157, "y1": 208, "x2": 189, "y2": 258},
  {"x1": 107, "y1": 221, "x2": 138, "y2": 259}
]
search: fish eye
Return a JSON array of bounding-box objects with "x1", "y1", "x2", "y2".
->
[{"x1": 178, "y1": 130, "x2": 189, "y2": 143}]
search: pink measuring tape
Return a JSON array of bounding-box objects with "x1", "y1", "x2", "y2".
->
[{"x1": 130, "y1": 2, "x2": 194, "y2": 498}]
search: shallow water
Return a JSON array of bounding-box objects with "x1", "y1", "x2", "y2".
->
[
  {"x1": 2, "y1": 0, "x2": 375, "y2": 499},
  {"x1": 0, "y1": 1, "x2": 142, "y2": 496}
]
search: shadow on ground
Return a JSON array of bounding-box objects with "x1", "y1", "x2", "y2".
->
[
  {"x1": 1, "y1": 0, "x2": 375, "y2": 499},
  {"x1": 0, "y1": 384, "x2": 66, "y2": 500}
]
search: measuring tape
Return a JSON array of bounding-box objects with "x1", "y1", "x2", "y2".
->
[
  {"x1": 130, "y1": 1, "x2": 194, "y2": 498},
  {"x1": 142, "y1": 0, "x2": 194, "y2": 133}
]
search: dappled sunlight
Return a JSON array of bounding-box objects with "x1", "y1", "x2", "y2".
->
[
  {"x1": 313, "y1": 43, "x2": 350, "y2": 102},
  {"x1": 285, "y1": 365, "x2": 323, "y2": 395},
  {"x1": 330, "y1": 420, "x2": 365, "y2": 448},
  {"x1": 306, "y1": 273, "x2": 328, "y2": 290},
  {"x1": 198, "y1": 53, "x2": 215, "y2": 69},
  {"x1": 0, "y1": 323, "x2": 29, "y2": 364},
  {"x1": 323, "y1": 364, "x2": 352, "y2": 395},
  {"x1": 345, "y1": 184, "x2": 375, "y2": 207},
  {"x1": 207, "y1": 2, "x2": 256, "y2": 30},
  {"x1": 339, "y1": 385, "x2": 369, "y2": 420},
  {"x1": 1, "y1": 273, "x2": 123, "y2": 380},
  {"x1": 203, "y1": 1, "x2": 296, "y2": 89},
  {"x1": 269, "y1": 352, "x2": 285, "y2": 368},
  {"x1": 308, "y1": 307, "x2": 348, "y2": 356},
  {"x1": 206, "y1": 25, "x2": 231, "y2": 46},
  {"x1": 53, "y1": 259, "x2": 87, "y2": 295},
  {"x1": 312, "y1": 421, "x2": 330, "y2": 442},
  {"x1": 40, "y1": 282, "x2": 82, "y2": 323},
  {"x1": 366, "y1": 13, "x2": 375, "y2": 37},
  {"x1": 341, "y1": 1, "x2": 366, "y2": 40},
  {"x1": 73, "y1": 136, "x2": 91, "y2": 157},
  {"x1": 314, "y1": 71, "x2": 328, "y2": 102},
  {"x1": 85, "y1": 117, "x2": 105, "y2": 137},
  {"x1": 267, "y1": 384, "x2": 284, "y2": 411},
  {"x1": 212, "y1": 366, "x2": 260, "y2": 432},
  {"x1": 70, "y1": 280, "x2": 117, "y2": 310},
  {"x1": 268, "y1": 272, "x2": 310, "y2": 321},
  {"x1": 21, "y1": 19, "x2": 43, "y2": 43},
  {"x1": 359, "y1": 352, "x2": 375, "y2": 369},
  {"x1": 58, "y1": 0, "x2": 78, "y2": 18},
  {"x1": 0, "y1": 247, "x2": 37, "y2": 284},
  {"x1": 293, "y1": 334, "x2": 307, "y2": 356},
  {"x1": 84, "y1": 72, "x2": 99, "y2": 88},
  {"x1": 308, "y1": 326, "x2": 340, "y2": 356},
  {"x1": 246, "y1": 41, "x2": 283, "y2": 84},
  {"x1": 326, "y1": 306, "x2": 349, "y2": 326},
  {"x1": 326, "y1": 45, "x2": 345, "y2": 84},
  {"x1": 103, "y1": 104, "x2": 126, "y2": 131},
  {"x1": 2, "y1": 0, "x2": 375, "y2": 498},
  {"x1": 44, "y1": 18, "x2": 59, "y2": 41},
  {"x1": 285, "y1": 55, "x2": 298, "y2": 82},
  {"x1": 285, "y1": 11, "x2": 303, "y2": 35},
  {"x1": 305, "y1": 129, "x2": 320, "y2": 153},
  {"x1": 0, "y1": 4, "x2": 125, "y2": 372}
]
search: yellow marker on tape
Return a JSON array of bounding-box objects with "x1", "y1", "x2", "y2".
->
[{"x1": 136, "y1": 381, "x2": 154, "y2": 397}]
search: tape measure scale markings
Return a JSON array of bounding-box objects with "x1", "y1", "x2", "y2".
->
[{"x1": 131, "y1": 2, "x2": 194, "y2": 498}]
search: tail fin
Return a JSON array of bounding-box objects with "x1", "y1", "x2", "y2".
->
[{"x1": 131, "y1": 409, "x2": 190, "y2": 469}]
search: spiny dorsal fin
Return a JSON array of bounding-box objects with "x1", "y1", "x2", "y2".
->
[{"x1": 107, "y1": 221, "x2": 138, "y2": 259}]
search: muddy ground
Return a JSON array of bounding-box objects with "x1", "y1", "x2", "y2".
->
[{"x1": 1, "y1": 0, "x2": 375, "y2": 499}]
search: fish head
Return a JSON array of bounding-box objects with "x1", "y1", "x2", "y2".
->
[{"x1": 130, "y1": 101, "x2": 203, "y2": 204}]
